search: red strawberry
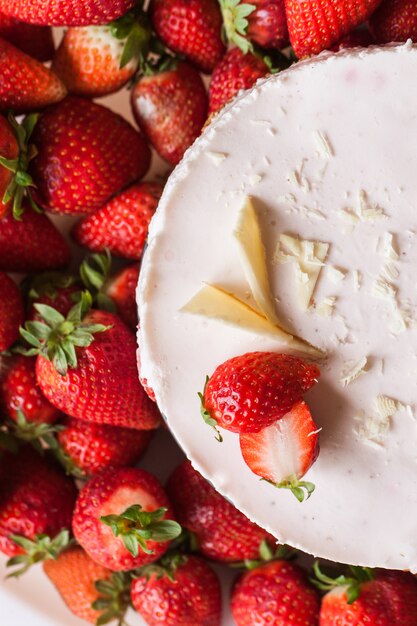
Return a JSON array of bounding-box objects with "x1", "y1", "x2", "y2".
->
[
  {"x1": 331, "y1": 25, "x2": 375, "y2": 49},
  {"x1": 285, "y1": 0, "x2": 382, "y2": 58},
  {"x1": 0, "y1": 273, "x2": 24, "y2": 352},
  {"x1": 0, "y1": 0, "x2": 135, "y2": 27},
  {"x1": 44, "y1": 546, "x2": 130, "y2": 625},
  {"x1": 232, "y1": 560, "x2": 320, "y2": 626},
  {"x1": 52, "y1": 8, "x2": 150, "y2": 98},
  {"x1": 72, "y1": 466, "x2": 181, "y2": 571},
  {"x1": 150, "y1": 0, "x2": 225, "y2": 73},
  {"x1": 131, "y1": 61, "x2": 208, "y2": 165},
  {"x1": 0, "y1": 12, "x2": 54, "y2": 61},
  {"x1": 72, "y1": 182, "x2": 163, "y2": 259},
  {"x1": 167, "y1": 460, "x2": 277, "y2": 563},
  {"x1": 105, "y1": 264, "x2": 140, "y2": 330},
  {"x1": 201, "y1": 351, "x2": 320, "y2": 434},
  {"x1": 316, "y1": 566, "x2": 417, "y2": 625},
  {"x1": 0, "y1": 206, "x2": 71, "y2": 273},
  {"x1": 57, "y1": 416, "x2": 153, "y2": 476},
  {"x1": 23, "y1": 297, "x2": 161, "y2": 430},
  {"x1": 240, "y1": 400, "x2": 320, "y2": 501},
  {"x1": 208, "y1": 48, "x2": 269, "y2": 114},
  {"x1": 0, "y1": 446, "x2": 76, "y2": 558},
  {"x1": 0, "y1": 37, "x2": 66, "y2": 113},
  {"x1": 131, "y1": 554, "x2": 222, "y2": 626},
  {"x1": 247, "y1": 0, "x2": 289, "y2": 48},
  {"x1": 370, "y1": 0, "x2": 417, "y2": 43},
  {"x1": 0, "y1": 114, "x2": 19, "y2": 220},
  {"x1": 0, "y1": 355, "x2": 60, "y2": 424},
  {"x1": 29, "y1": 96, "x2": 151, "y2": 215},
  {"x1": 220, "y1": 0, "x2": 288, "y2": 52}
]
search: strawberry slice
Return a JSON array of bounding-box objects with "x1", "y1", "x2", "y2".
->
[{"x1": 239, "y1": 400, "x2": 320, "y2": 501}]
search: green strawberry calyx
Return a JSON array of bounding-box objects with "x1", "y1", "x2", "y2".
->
[
  {"x1": 134, "y1": 551, "x2": 188, "y2": 582},
  {"x1": 7, "y1": 409, "x2": 65, "y2": 452},
  {"x1": 198, "y1": 376, "x2": 223, "y2": 443},
  {"x1": 0, "y1": 113, "x2": 41, "y2": 219},
  {"x1": 6, "y1": 530, "x2": 71, "y2": 578},
  {"x1": 219, "y1": 0, "x2": 256, "y2": 53},
  {"x1": 232, "y1": 539, "x2": 296, "y2": 570},
  {"x1": 79, "y1": 250, "x2": 117, "y2": 313},
  {"x1": 311, "y1": 562, "x2": 374, "y2": 604},
  {"x1": 110, "y1": 6, "x2": 152, "y2": 70},
  {"x1": 92, "y1": 571, "x2": 132, "y2": 626},
  {"x1": 18, "y1": 291, "x2": 111, "y2": 376},
  {"x1": 100, "y1": 504, "x2": 182, "y2": 558},
  {"x1": 263, "y1": 476, "x2": 315, "y2": 502}
]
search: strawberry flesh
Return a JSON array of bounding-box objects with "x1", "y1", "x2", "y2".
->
[{"x1": 239, "y1": 400, "x2": 320, "y2": 483}]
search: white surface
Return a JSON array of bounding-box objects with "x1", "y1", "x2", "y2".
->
[{"x1": 139, "y1": 43, "x2": 417, "y2": 572}]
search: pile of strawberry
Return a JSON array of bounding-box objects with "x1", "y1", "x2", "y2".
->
[{"x1": 0, "y1": 0, "x2": 417, "y2": 624}]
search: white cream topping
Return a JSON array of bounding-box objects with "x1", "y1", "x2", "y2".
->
[{"x1": 138, "y1": 44, "x2": 417, "y2": 572}]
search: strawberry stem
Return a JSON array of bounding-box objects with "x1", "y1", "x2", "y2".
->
[
  {"x1": 263, "y1": 476, "x2": 315, "y2": 502},
  {"x1": 311, "y1": 561, "x2": 374, "y2": 604},
  {"x1": 198, "y1": 376, "x2": 223, "y2": 443},
  {"x1": 100, "y1": 505, "x2": 182, "y2": 558},
  {"x1": 219, "y1": 0, "x2": 256, "y2": 53},
  {"x1": 6, "y1": 530, "x2": 71, "y2": 577},
  {"x1": 18, "y1": 291, "x2": 111, "y2": 375},
  {"x1": 0, "y1": 113, "x2": 41, "y2": 219},
  {"x1": 92, "y1": 571, "x2": 132, "y2": 626}
]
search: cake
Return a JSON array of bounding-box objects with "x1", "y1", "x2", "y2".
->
[{"x1": 138, "y1": 42, "x2": 417, "y2": 572}]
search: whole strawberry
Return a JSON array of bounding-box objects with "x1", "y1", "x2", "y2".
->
[
  {"x1": 0, "y1": 114, "x2": 19, "y2": 220},
  {"x1": 201, "y1": 351, "x2": 320, "y2": 433},
  {"x1": 370, "y1": 0, "x2": 417, "y2": 43},
  {"x1": 208, "y1": 48, "x2": 269, "y2": 114},
  {"x1": 0, "y1": 0, "x2": 136, "y2": 26},
  {"x1": 0, "y1": 12, "x2": 54, "y2": 61},
  {"x1": 131, "y1": 61, "x2": 208, "y2": 165},
  {"x1": 167, "y1": 460, "x2": 277, "y2": 562},
  {"x1": 240, "y1": 400, "x2": 320, "y2": 501},
  {"x1": 0, "y1": 205, "x2": 71, "y2": 272},
  {"x1": 0, "y1": 446, "x2": 77, "y2": 559},
  {"x1": 285, "y1": 0, "x2": 382, "y2": 58},
  {"x1": 44, "y1": 546, "x2": 131, "y2": 625},
  {"x1": 0, "y1": 355, "x2": 60, "y2": 424},
  {"x1": 220, "y1": 0, "x2": 288, "y2": 51},
  {"x1": 331, "y1": 25, "x2": 375, "y2": 50},
  {"x1": 57, "y1": 416, "x2": 153, "y2": 477},
  {"x1": 0, "y1": 273, "x2": 24, "y2": 352},
  {"x1": 0, "y1": 37, "x2": 66, "y2": 112},
  {"x1": 72, "y1": 182, "x2": 163, "y2": 259},
  {"x1": 131, "y1": 553, "x2": 222, "y2": 626},
  {"x1": 232, "y1": 560, "x2": 320, "y2": 625},
  {"x1": 105, "y1": 264, "x2": 140, "y2": 330},
  {"x1": 29, "y1": 96, "x2": 151, "y2": 215},
  {"x1": 151, "y1": 0, "x2": 225, "y2": 73},
  {"x1": 21, "y1": 295, "x2": 161, "y2": 430},
  {"x1": 52, "y1": 7, "x2": 152, "y2": 97},
  {"x1": 72, "y1": 466, "x2": 181, "y2": 571},
  {"x1": 316, "y1": 565, "x2": 417, "y2": 625}
]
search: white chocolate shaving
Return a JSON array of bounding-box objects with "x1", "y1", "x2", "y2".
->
[
  {"x1": 313, "y1": 130, "x2": 334, "y2": 158},
  {"x1": 340, "y1": 356, "x2": 368, "y2": 386},
  {"x1": 206, "y1": 151, "x2": 226, "y2": 166}
]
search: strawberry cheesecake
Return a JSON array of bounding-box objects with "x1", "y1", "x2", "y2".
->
[{"x1": 138, "y1": 42, "x2": 417, "y2": 572}]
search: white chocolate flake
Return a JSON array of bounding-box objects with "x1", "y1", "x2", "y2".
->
[
  {"x1": 327, "y1": 266, "x2": 346, "y2": 284},
  {"x1": 340, "y1": 356, "x2": 368, "y2": 386},
  {"x1": 206, "y1": 151, "x2": 226, "y2": 166},
  {"x1": 313, "y1": 130, "x2": 334, "y2": 158}
]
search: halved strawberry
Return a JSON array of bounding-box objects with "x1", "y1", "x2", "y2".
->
[{"x1": 239, "y1": 400, "x2": 320, "y2": 501}]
